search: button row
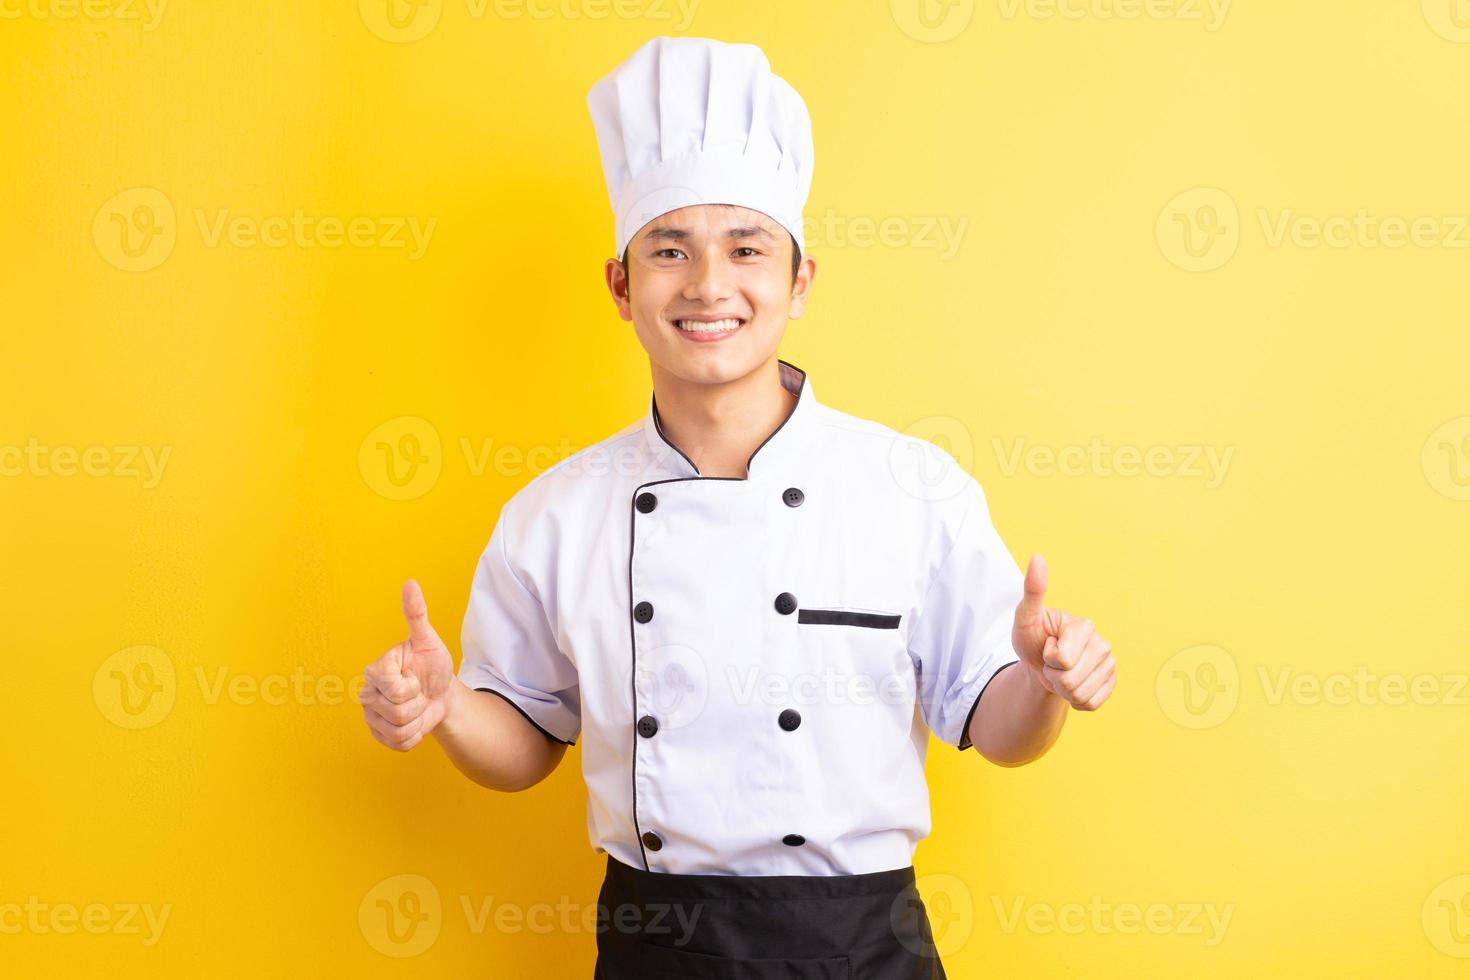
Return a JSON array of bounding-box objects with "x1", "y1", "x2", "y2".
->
[
  {"x1": 633, "y1": 592, "x2": 800, "y2": 624},
  {"x1": 635, "y1": 487, "x2": 805, "y2": 514},
  {"x1": 636, "y1": 709, "x2": 800, "y2": 738},
  {"x1": 641, "y1": 830, "x2": 806, "y2": 852}
]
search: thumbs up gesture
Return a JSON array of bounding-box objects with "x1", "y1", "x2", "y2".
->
[
  {"x1": 359, "y1": 580, "x2": 459, "y2": 751},
  {"x1": 1010, "y1": 555, "x2": 1117, "y2": 711}
]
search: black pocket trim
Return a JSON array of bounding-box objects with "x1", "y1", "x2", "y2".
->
[{"x1": 796, "y1": 609, "x2": 901, "y2": 629}]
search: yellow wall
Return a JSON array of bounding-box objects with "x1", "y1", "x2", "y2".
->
[{"x1": 4, "y1": 1, "x2": 1470, "y2": 976}]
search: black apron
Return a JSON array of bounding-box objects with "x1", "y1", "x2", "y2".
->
[{"x1": 592, "y1": 853, "x2": 948, "y2": 979}]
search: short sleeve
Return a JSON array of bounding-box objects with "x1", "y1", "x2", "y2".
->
[
  {"x1": 458, "y1": 506, "x2": 581, "y2": 746},
  {"x1": 908, "y1": 475, "x2": 1025, "y2": 750}
]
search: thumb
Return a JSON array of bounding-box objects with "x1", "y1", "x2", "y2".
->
[
  {"x1": 1014, "y1": 554, "x2": 1049, "y2": 630},
  {"x1": 401, "y1": 579, "x2": 439, "y2": 652}
]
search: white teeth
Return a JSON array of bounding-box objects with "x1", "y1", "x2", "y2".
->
[{"x1": 676, "y1": 318, "x2": 742, "y2": 333}]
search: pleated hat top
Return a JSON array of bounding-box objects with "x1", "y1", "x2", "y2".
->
[{"x1": 586, "y1": 36, "x2": 814, "y2": 259}]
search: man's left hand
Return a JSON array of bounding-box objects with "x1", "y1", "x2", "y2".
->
[{"x1": 1009, "y1": 555, "x2": 1117, "y2": 711}]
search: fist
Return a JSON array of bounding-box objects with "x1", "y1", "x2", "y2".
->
[
  {"x1": 359, "y1": 580, "x2": 458, "y2": 751},
  {"x1": 1010, "y1": 555, "x2": 1117, "y2": 712}
]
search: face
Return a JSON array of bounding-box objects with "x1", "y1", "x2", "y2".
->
[{"x1": 604, "y1": 204, "x2": 816, "y2": 388}]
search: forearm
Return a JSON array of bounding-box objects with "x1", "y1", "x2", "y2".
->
[
  {"x1": 432, "y1": 680, "x2": 568, "y2": 791},
  {"x1": 969, "y1": 662, "x2": 1067, "y2": 767}
]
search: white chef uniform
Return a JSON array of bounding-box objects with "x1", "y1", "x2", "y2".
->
[{"x1": 458, "y1": 358, "x2": 1025, "y2": 877}]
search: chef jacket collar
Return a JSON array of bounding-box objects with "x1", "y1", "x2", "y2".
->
[{"x1": 643, "y1": 359, "x2": 815, "y2": 480}]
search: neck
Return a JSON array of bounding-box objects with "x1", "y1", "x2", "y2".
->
[{"x1": 651, "y1": 358, "x2": 798, "y2": 479}]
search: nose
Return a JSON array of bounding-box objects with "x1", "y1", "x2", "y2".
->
[{"x1": 682, "y1": 246, "x2": 734, "y2": 305}]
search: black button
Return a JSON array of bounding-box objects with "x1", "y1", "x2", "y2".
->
[
  {"x1": 637, "y1": 715, "x2": 659, "y2": 738},
  {"x1": 642, "y1": 830, "x2": 663, "y2": 851},
  {"x1": 782, "y1": 834, "x2": 805, "y2": 847},
  {"x1": 778, "y1": 709, "x2": 801, "y2": 731},
  {"x1": 774, "y1": 592, "x2": 798, "y2": 615},
  {"x1": 782, "y1": 487, "x2": 805, "y2": 507},
  {"x1": 635, "y1": 492, "x2": 658, "y2": 513},
  {"x1": 633, "y1": 601, "x2": 654, "y2": 623}
]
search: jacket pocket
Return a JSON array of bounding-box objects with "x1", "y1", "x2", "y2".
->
[
  {"x1": 797, "y1": 607, "x2": 901, "y2": 629},
  {"x1": 639, "y1": 943, "x2": 852, "y2": 979}
]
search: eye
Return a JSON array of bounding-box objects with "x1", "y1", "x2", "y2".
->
[
  {"x1": 733, "y1": 247, "x2": 760, "y2": 258},
  {"x1": 654, "y1": 248, "x2": 687, "y2": 259}
]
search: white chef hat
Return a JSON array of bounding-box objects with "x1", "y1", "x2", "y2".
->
[{"x1": 587, "y1": 36, "x2": 814, "y2": 261}]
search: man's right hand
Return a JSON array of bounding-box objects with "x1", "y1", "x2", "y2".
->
[{"x1": 359, "y1": 580, "x2": 460, "y2": 752}]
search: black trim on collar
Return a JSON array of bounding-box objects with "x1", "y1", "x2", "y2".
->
[
  {"x1": 473, "y1": 687, "x2": 576, "y2": 746},
  {"x1": 649, "y1": 358, "x2": 808, "y2": 479},
  {"x1": 649, "y1": 399, "x2": 702, "y2": 474}
]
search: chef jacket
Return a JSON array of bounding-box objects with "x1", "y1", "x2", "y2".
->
[{"x1": 458, "y1": 359, "x2": 1024, "y2": 877}]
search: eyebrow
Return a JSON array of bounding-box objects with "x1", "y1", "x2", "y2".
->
[{"x1": 644, "y1": 225, "x2": 775, "y2": 243}]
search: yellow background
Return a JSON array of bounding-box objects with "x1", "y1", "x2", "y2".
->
[{"x1": 4, "y1": 0, "x2": 1470, "y2": 976}]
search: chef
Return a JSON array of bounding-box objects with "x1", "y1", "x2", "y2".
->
[{"x1": 358, "y1": 35, "x2": 1117, "y2": 979}]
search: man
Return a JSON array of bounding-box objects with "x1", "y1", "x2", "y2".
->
[{"x1": 359, "y1": 35, "x2": 1116, "y2": 977}]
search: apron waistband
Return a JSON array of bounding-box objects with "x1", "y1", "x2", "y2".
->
[{"x1": 602, "y1": 853, "x2": 917, "y2": 902}]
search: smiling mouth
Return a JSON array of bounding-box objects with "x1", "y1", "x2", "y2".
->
[{"x1": 674, "y1": 318, "x2": 746, "y2": 334}]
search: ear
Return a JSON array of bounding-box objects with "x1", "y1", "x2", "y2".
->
[
  {"x1": 787, "y1": 252, "x2": 817, "y2": 319},
  {"x1": 603, "y1": 257, "x2": 634, "y2": 322}
]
